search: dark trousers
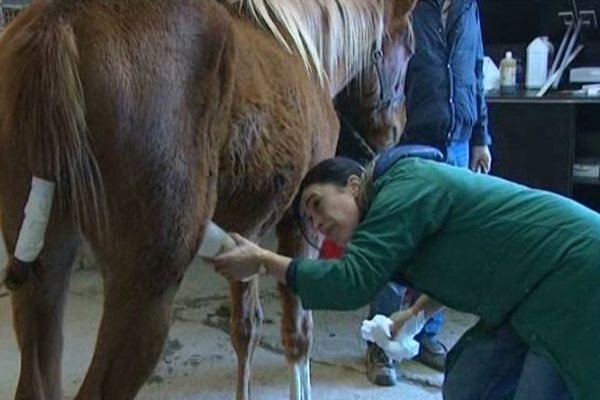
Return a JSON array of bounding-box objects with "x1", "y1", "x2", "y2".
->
[{"x1": 444, "y1": 325, "x2": 572, "y2": 400}]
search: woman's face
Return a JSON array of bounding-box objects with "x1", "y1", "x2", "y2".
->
[{"x1": 300, "y1": 176, "x2": 361, "y2": 246}]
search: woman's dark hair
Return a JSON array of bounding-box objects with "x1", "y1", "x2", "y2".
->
[
  {"x1": 301, "y1": 156, "x2": 364, "y2": 192},
  {"x1": 293, "y1": 157, "x2": 364, "y2": 248}
]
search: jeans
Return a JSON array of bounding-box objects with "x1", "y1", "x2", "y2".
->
[
  {"x1": 368, "y1": 140, "x2": 470, "y2": 339},
  {"x1": 445, "y1": 139, "x2": 470, "y2": 168},
  {"x1": 443, "y1": 325, "x2": 572, "y2": 400}
]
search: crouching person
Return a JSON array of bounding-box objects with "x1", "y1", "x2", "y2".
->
[{"x1": 209, "y1": 146, "x2": 600, "y2": 399}]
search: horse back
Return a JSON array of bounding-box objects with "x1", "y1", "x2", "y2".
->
[{"x1": 0, "y1": 0, "x2": 237, "y2": 255}]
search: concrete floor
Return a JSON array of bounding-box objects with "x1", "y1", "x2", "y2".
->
[{"x1": 0, "y1": 236, "x2": 477, "y2": 400}]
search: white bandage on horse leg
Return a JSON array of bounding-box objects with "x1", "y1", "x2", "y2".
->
[
  {"x1": 14, "y1": 177, "x2": 56, "y2": 262},
  {"x1": 196, "y1": 221, "x2": 233, "y2": 258},
  {"x1": 197, "y1": 221, "x2": 264, "y2": 282},
  {"x1": 290, "y1": 360, "x2": 312, "y2": 400}
]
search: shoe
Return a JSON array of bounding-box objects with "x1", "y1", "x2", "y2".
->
[
  {"x1": 366, "y1": 342, "x2": 397, "y2": 386},
  {"x1": 414, "y1": 336, "x2": 447, "y2": 372}
]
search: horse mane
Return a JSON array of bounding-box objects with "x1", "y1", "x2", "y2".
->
[{"x1": 224, "y1": 0, "x2": 385, "y2": 85}]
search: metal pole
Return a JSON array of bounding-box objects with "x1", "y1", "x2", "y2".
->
[
  {"x1": 548, "y1": 22, "x2": 574, "y2": 79},
  {"x1": 571, "y1": 0, "x2": 580, "y2": 21},
  {"x1": 553, "y1": 18, "x2": 583, "y2": 89}
]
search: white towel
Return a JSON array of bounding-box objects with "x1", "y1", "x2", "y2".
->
[{"x1": 361, "y1": 312, "x2": 426, "y2": 362}]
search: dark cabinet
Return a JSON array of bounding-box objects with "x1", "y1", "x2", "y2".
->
[{"x1": 487, "y1": 92, "x2": 600, "y2": 210}]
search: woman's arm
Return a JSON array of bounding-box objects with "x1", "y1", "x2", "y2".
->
[
  {"x1": 259, "y1": 248, "x2": 292, "y2": 284},
  {"x1": 390, "y1": 294, "x2": 443, "y2": 337},
  {"x1": 410, "y1": 294, "x2": 442, "y2": 320},
  {"x1": 213, "y1": 167, "x2": 451, "y2": 312},
  {"x1": 409, "y1": 294, "x2": 443, "y2": 319},
  {"x1": 210, "y1": 234, "x2": 293, "y2": 283},
  {"x1": 291, "y1": 175, "x2": 452, "y2": 311}
]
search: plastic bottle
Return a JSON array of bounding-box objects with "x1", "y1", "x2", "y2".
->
[
  {"x1": 541, "y1": 36, "x2": 555, "y2": 73},
  {"x1": 516, "y1": 56, "x2": 524, "y2": 88},
  {"x1": 500, "y1": 51, "x2": 517, "y2": 93},
  {"x1": 526, "y1": 38, "x2": 549, "y2": 89}
]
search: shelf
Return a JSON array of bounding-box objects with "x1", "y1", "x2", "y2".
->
[
  {"x1": 573, "y1": 176, "x2": 600, "y2": 186},
  {"x1": 486, "y1": 89, "x2": 600, "y2": 104}
]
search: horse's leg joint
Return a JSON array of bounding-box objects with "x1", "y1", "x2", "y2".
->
[{"x1": 3, "y1": 257, "x2": 34, "y2": 290}]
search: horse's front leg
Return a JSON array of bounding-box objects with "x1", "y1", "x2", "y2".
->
[
  {"x1": 276, "y1": 217, "x2": 315, "y2": 400},
  {"x1": 230, "y1": 279, "x2": 263, "y2": 400}
]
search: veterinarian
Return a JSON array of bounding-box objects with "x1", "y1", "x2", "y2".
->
[{"x1": 210, "y1": 146, "x2": 600, "y2": 400}]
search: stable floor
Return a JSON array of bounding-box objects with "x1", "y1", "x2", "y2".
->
[{"x1": 0, "y1": 236, "x2": 476, "y2": 400}]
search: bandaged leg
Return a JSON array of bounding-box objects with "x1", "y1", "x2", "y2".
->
[
  {"x1": 291, "y1": 358, "x2": 311, "y2": 400},
  {"x1": 4, "y1": 177, "x2": 55, "y2": 289},
  {"x1": 196, "y1": 221, "x2": 234, "y2": 258},
  {"x1": 197, "y1": 221, "x2": 263, "y2": 282}
]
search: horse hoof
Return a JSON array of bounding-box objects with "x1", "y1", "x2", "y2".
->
[{"x1": 3, "y1": 257, "x2": 32, "y2": 290}]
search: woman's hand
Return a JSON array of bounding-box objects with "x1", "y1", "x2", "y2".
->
[
  {"x1": 207, "y1": 233, "x2": 267, "y2": 281},
  {"x1": 389, "y1": 308, "x2": 415, "y2": 338}
]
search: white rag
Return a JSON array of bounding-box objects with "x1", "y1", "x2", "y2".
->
[{"x1": 361, "y1": 312, "x2": 426, "y2": 362}]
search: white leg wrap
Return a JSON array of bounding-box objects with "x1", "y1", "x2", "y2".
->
[
  {"x1": 290, "y1": 360, "x2": 311, "y2": 400},
  {"x1": 196, "y1": 221, "x2": 232, "y2": 258},
  {"x1": 14, "y1": 177, "x2": 55, "y2": 262},
  {"x1": 290, "y1": 363, "x2": 302, "y2": 400},
  {"x1": 300, "y1": 359, "x2": 311, "y2": 400},
  {"x1": 197, "y1": 221, "x2": 262, "y2": 282}
]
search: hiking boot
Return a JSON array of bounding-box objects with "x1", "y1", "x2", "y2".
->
[
  {"x1": 414, "y1": 336, "x2": 447, "y2": 372},
  {"x1": 366, "y1": 342, "x2": 397, "y2": 386}
]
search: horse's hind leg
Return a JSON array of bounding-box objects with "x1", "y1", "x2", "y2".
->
[
  {"x1": 230, "y1": 279, "x2": 263, "y2": 400},
  {"x1": 74, "y1": 250, "x2": 188, "y2": 400},
  {"x1": 276, "y1": 216, "x2": 315, "y2": 400},
  {"x1": 2, "y1": 211, "x2": 80, "y2": 400}
]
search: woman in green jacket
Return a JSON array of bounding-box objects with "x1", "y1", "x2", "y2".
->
[{"x1": 211, "y1": 147, "x2": 600, "y2": 400}]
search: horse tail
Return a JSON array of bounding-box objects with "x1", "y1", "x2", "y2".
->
[{"x1": 0, "y1": 6, "x2": 107, "y2": 237}]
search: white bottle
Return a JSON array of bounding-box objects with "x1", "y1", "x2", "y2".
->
[
  {"x1": 541, "y1": 36, "x2": 555, "y2": 76},
  {"x1": 500, "y1": 51, "x2": 517, "y2": 93},
  {"x1": 526, "y1": 37, "x2": 549, "y2": 89}
]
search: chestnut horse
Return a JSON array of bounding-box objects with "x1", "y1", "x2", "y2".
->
[
  {"x1": 0, "y1": 0, "x2": 415, "y2": 399},
  {"x1": 335, "y1": 20, "x2": 413, "y2": 162}
]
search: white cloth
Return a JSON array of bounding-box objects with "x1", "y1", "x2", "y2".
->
[{"x1": 361, "y1": 313, "x2": 426, "y2": 362}]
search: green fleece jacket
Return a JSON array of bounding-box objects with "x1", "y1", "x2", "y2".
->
[{"x1": 291, "y1": 158, "x2": 600, "y2": 399}]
